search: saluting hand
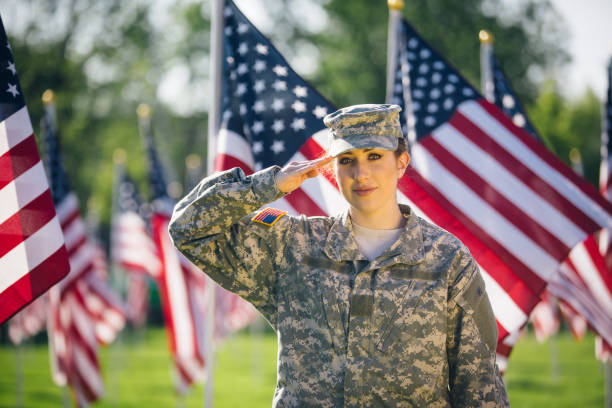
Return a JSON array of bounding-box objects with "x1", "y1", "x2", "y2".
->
[{"x1": 276, "y1": 156, "x2": 333, "y2": 193}]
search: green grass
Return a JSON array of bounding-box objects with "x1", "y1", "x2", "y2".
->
[{"x1": 0, "y1": 327, "x2": 607, "y2": 407}]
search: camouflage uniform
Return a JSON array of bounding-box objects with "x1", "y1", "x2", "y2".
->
[{"x1": 169, "y1": 165, "x2": 510, "y2": 407}]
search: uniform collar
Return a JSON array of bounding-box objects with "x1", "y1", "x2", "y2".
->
[{"x1": 323, "y1": 204, "x2": 425, "y2": 265}]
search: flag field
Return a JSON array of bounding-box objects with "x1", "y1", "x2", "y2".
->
[{"x1": 0, "y1": 328, "x2": 605, "y2": 407}]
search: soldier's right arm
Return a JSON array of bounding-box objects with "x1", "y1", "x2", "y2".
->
[{"x1": 168, "y1": 166, "x2": 290, "y2": 323}]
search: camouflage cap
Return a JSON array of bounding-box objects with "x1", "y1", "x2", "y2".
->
[{"x1": 323, "y1": 104, "x2": 403, "y2": 157}]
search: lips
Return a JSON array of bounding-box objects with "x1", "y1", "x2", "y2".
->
[{"x1": 352, "y1": 186, "x2": 376, "y2": 196}]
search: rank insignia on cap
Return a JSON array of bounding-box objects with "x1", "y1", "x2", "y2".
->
[{"x1": 252, "y1": 207, "x2": 288, "y2": 226}]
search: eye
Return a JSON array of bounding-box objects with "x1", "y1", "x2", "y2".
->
[
  {"x1": 339, "y1": 157, "x2": 353, "y2": 165},
  {"x1": 368, "y1": 152, "x2": 382, "y2": 160}
]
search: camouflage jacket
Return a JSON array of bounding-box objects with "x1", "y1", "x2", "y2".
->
[{"x1": 169, "y1": 166, "x2": 510, "y2": 407}]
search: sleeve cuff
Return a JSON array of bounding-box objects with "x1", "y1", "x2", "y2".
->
[{"x1": 249, "y1": 165, "x2": 287, "y2": 204}]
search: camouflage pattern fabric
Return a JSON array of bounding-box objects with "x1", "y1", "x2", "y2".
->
[{"x1": 169, "y1": 166, "x2": 510, "y2": 407}]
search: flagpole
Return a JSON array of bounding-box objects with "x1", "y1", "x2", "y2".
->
[
  {"x1": 479, "y1": 30, "x2": 494, "y2": 103},
  {"x1": 385, "y1": 0, "x2": 404, "y2": 103},
  {"x1": 206, "y1": 1, "x2": 225, "y2": 407}
]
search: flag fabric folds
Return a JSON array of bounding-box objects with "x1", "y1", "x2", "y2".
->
[
  {"x1": 142, "y1": 113, "x2": 208, "y2": 394},
  {"x1": 0, "y1": 17, "x2": 70, "y2": 324},
  {"x1": 218, "y1": 0, "x2": 346, "y2": 217},
  {"x1": 390, "y1": 19, "x2": 612, "y2": 353},
  {"x1": 42, "y1": 100, "x2": 125, "y2": 406}
]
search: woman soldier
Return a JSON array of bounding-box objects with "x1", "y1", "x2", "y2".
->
[{"x1": 169, "y1": 104, "x2": 509, "y2": 407}]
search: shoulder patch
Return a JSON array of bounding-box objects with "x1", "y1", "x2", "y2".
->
[{"x1": 252, "y1": 207, "x2": 288, "y2": 226}]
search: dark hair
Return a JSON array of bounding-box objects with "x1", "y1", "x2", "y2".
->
[{"x1": 394, "y1": 137, "x2": 408, "y2": 158}]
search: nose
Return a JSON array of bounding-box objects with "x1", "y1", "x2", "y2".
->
[{"x1": 352, "y1": 160, "x2": 371, "y2": 182}]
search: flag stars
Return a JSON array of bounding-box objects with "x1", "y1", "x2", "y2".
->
[
  {"x1": 291, "y1": 100, "x2": 306, "y2": 113},
  {"x1": 253, "y1": 79, "x2": 266, "y2": 93},
  {"x1": 252, "y1": 121, "x2": 264, "y2": 134},
  {"x1": 443, "y1": 98, "x2": 454, "y2": 110},
  {"x1": 408, "y1": 38, "x2": 418, "y2": 49},
  {"x1": 444, "y1": 84, "x2": 456, "y2": 94},
  {"x1": 431, "y1": 72, "x2": 442, "y2": 84},
  {"x1": 272, "y1": 119, "x2": 285, "y2": 134},
  {"x1": 271, "y1": 98, "x2": 285, "y2": 112},
  {"x1": 272, "y1": 80, "x2": 287, "y2": 91},
  {"x1": 462, "y1": 87, "x2": 474, "y2": 96},
  {"x1": 224, "y1": 6, "x2": 233, "y2": 16},
  {"x1": 271, "y1": 140, "x2": 285, "y2": 154},
  {"x1": 430, "y1": 88, "x2": 441, "y2": 99},
  {"x1": 256, "y1": 43, "x2": 269, "y2": 55},
  {"x1": 253, "y1": 100, "x2": 265, "y2": 113},
  {"x1": 224, "y1": 26, "x2": 233, "y2": 36},
  {"x1": 237, "y1": 23, "x2": 249, "y2": 34},
  {"x1": 239, "y1": 103, "x2": 247, "y2": 115},
  {"x1": 418, "y1": 63, "x2": 429, "y2": 74},
  {"x1": 273, "y1": 65, "x2": 288, "y2": 76},
  {"x1": 502, "y1": 94, "x2": 516, "y2": 109},
  {"x1": 293, "y1": 86, "x2": 307, "y2": 98},
  {"x1": 253, "y1": 59, "x2": 266, "y2": 72},
  {"x1": 415, "y1": 77, "x2": 427, "y2": 87},
  {"x1": 448, "y1": 74, "x2": 459, "y2": 83},
  {"x1": 312, "y1": 105, "x2": 328, "y2": 119},
  {"x1": 238, "y1": 42, "x2": 248, "y2": 55},
  {"x1": 252, "y1": 141, "x2": 264, "y2": 154},
  {"x1": 237, "y1": 63, "x2": 248, "y2": 75},
  {"x1": 419, "y1": 49, "x2": 431, "y2": 59},
  {"x1": 291, "y1": 118, "x2": 306, "y2": 131},
  {"x1": 7, "y1": 61, "x2": 16, "y2": 75},
  {"x1": 433, "y1": 61, "x2": 445, "y2": 70},
  {"x1": 235, "y1": 83, "x2": 247, "y2": 96},
  {"x1": 6, "y1": 83, "x2": 19, "y2": 97}
]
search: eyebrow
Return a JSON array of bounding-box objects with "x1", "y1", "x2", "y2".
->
[{"x1": 340, "y1": 148, "x2": 376, "y2": 157}]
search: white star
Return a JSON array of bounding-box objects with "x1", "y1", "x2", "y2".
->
[
  {"x1": 432, "y1": 72, "x2": 442, "y2": 84},
  {"x1": 293, "y1": 86, "x2": 307, "y2": 98},
  {"x1": 291, "y1": 118, "x2": 306, "y2": 131},
  {"x1": 238, "y1": 42, "x2": 248, "y2": 55},
  {"x1": 256, "y1": 43, "x2": 269, "y2": 55},
  {"x1": 253, "y1": 100, "x2": 265, "y2": 113},
  {"x1": 224, "y1": 26, "x2": 233, "y2": 36},
  {"x1": 424, "y1": 116, "x2": 436, "y2": 126},
  {"x1": 427, "y1": 103, "x2": 439, "y2": 113},
  {"x1": 443, "y1": 98, "x2": 454, "y2": 110},
  {"x1": 433, "y1": 61, "x2": 445, "y2": 70},
  {"x1": 252, "y1": 121, "x2": 264, "y2": 134},
  {"x1": 254, "y1": 80, "x2": 266, "y2": 93},
  {"x1": 419, "y1": 49, "x2": 431, "y2": 59},
  {"x1": 430, "y1": 88, "x2": 441, "y2": 99},
  {"x1": 6, "y1": 83, "x2": 19, "y2": 97},
  {"x1": 253, "y1": 141, "x2": 264, "y2": 154},
  {"x1": 254, "y1": 162, "x2": 263, "y2": 171},
  {"x1": 462, "y1": 87, "x2": 474, "y2": 96},
  {"x1": 222, "y1": 110, "x2": 232, "y2": 121},
  {"x1": 412, "y1": 101, "x2": 421, "y2": 111},
  {"x1": 235, "y1": 83, "x2": 247, "y2": 96},
  {"x1": 226, "y1": 56, "x2": 235, "y2": 66},
  {"x1": 406, "y1": 51, "x2": 416, "y2": 61},
  {"x1": 312, "y1": 105, "x2": 328, "y2": 119},
  {"x1": 253, "y1": 60, "x2": 266, "y2": 72},
  {"x1": 271, "y1": 140, "x2": 285, "y2": 154},
  {"x1": 413, "y1": 89, "x2": 424, "y2": 99},
  {"x1": 271, "y1": 98, "x2": 285, "y2": 112},
  {"x1": 444, "y1": 84, "x2": 456, "y2": 94},
  {"x1": 224, "y1": 6, "x2": 233, "y2": 16},
  {"x1": 230, "y1": 71, "x2": 237, "y2": 81},
  {"x1": 415, "y1": 77, "x2": 427, "y2": 87},
  {"x1": 394, "y1": 83, "x2": 403, "y2": 93},
  {"x1": 240, "y1": 104, "x2": 247, "y2": 115},
  {"x1": 237, "y1": 63, "x2": 248, "y2": 75},
  {"x1": 243, "y1": 124, "x2": 251, "y2": 137},
  {"x1": 502, "y1": 94, "x2": 515, "y2": 109},
  {"x1": 448, "y1": 74, "x2": 459, "y2": 83},
  {"x1": 408, "y1": 38, "x2": 418, "y2": 49},
  {"x1": 237, "y1": 23, "x2": 249, "y2": 34},
  {"x1": 7, "y1": 62, "x2": 17, "y2": 75},
  {"x1": 273, "y1": 65, "x2": 288, "y2": 76},
  {"x1": 272, "y1": 80, "x2": 287, "y2": 92},
  {"x1": 513, "y1": 113, "x2": 526, "y2": 127},
  {"x1": 418, "y1": 63, "x2": 429, "y2": 74},
  {"x1": 272, "y1": 119, "x2": 285, "y2": 134},
  {"x1": 292, "y1": 100, "x2": 307, "y2": 113}
]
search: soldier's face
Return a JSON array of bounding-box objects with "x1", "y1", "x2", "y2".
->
[{"x1": 334, "y1": 148, "x2": 410, "y2": 219}]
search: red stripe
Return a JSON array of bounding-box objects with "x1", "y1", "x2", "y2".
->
[
  {"x1": 181, "y1": 263, "x2": 203, "y2": 366},
  {"x1": 0, "y1": 189, "x2": 57, "y2": 258},
  {"x1": 119, "y1": 261, "x2": 154, "y2": 275},
  {"x1": 299, "y1": 138, "x2": 339, "y2": 189},
  {"x1": 496, "y1": 321, "x2": 509, "y2": 342},
  {"x1": 399, "y1": 168, "x2": 542, "y2": 310},
  {"x1": 583, "y1": 235, "x2": 612, "y2": 293},
  {"x1": 478, "y1": 99, "x2": 612, "y2": 215},
  {"x1": 450, "y1": 111, "x2": 601, "y2": 234},
  {"x1": 421, "y1": 136, "x2": 570, "y2": 261},
  {"x1": 214, "y1": 153, "x2": 253, "y2": 175},
  {"x1": 496, "y1": 341, "x2": 513, "y2": 358},
  {"x1": 67, "y1": 322, "x2": 101, "y2": 401},
  {"x1": 0, "y1": 245, "x2": 69, "y2": 323},
  {"x1": 0, "y1": 133, "x2": 39, "y2": 190},
  {"x1": 284, "y1": 186, "x2": 327, "y2": 216},
  {"x1": 67, "y1": 235, "x2": 87, "y2": 257},
  {"x1": 60, "y1": 206, "x2": 80, "y2": 230}
]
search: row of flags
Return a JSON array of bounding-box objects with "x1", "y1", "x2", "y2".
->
[{"x1": 2, "y1": 0, "x2": 612, "y2": 404}]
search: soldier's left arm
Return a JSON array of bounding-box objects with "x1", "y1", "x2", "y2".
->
[{"x1": 446, "y1": 249, "x2": 510, "y2": 407}]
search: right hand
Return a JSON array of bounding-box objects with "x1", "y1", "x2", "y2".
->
[{"x1": 275, "y1": 156, "x2": 333, "y2": 193}]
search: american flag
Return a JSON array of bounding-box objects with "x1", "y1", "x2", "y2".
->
[
  {"x1": 217, "y1": 0, "x2": 346, "y2": 218},
  {"x1": 390, "y1": 19, "x2": 612, "y2": 359},
  {"x1": 111, "y1": 167, "x2": 160, "y2": 326},
  {"x1": 141, "y1": 111, "x2": 208, "y2": 393},
  {"x1": 529, "y1": 292, "x2": 560, "y2": 342},
  {"x1": 482, "y1": 41, "x2": 612, "y2": 355},
  {"x1": 42, "y1": 98, "x2": 125, "y2": 406},
  {"x1": 0, "y1": 17, "x2": 70, "y2": 324}
]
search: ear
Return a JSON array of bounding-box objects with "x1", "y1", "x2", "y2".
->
[{"x1": 396, "y1": 152, "x2": 410, "y2": 178}]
